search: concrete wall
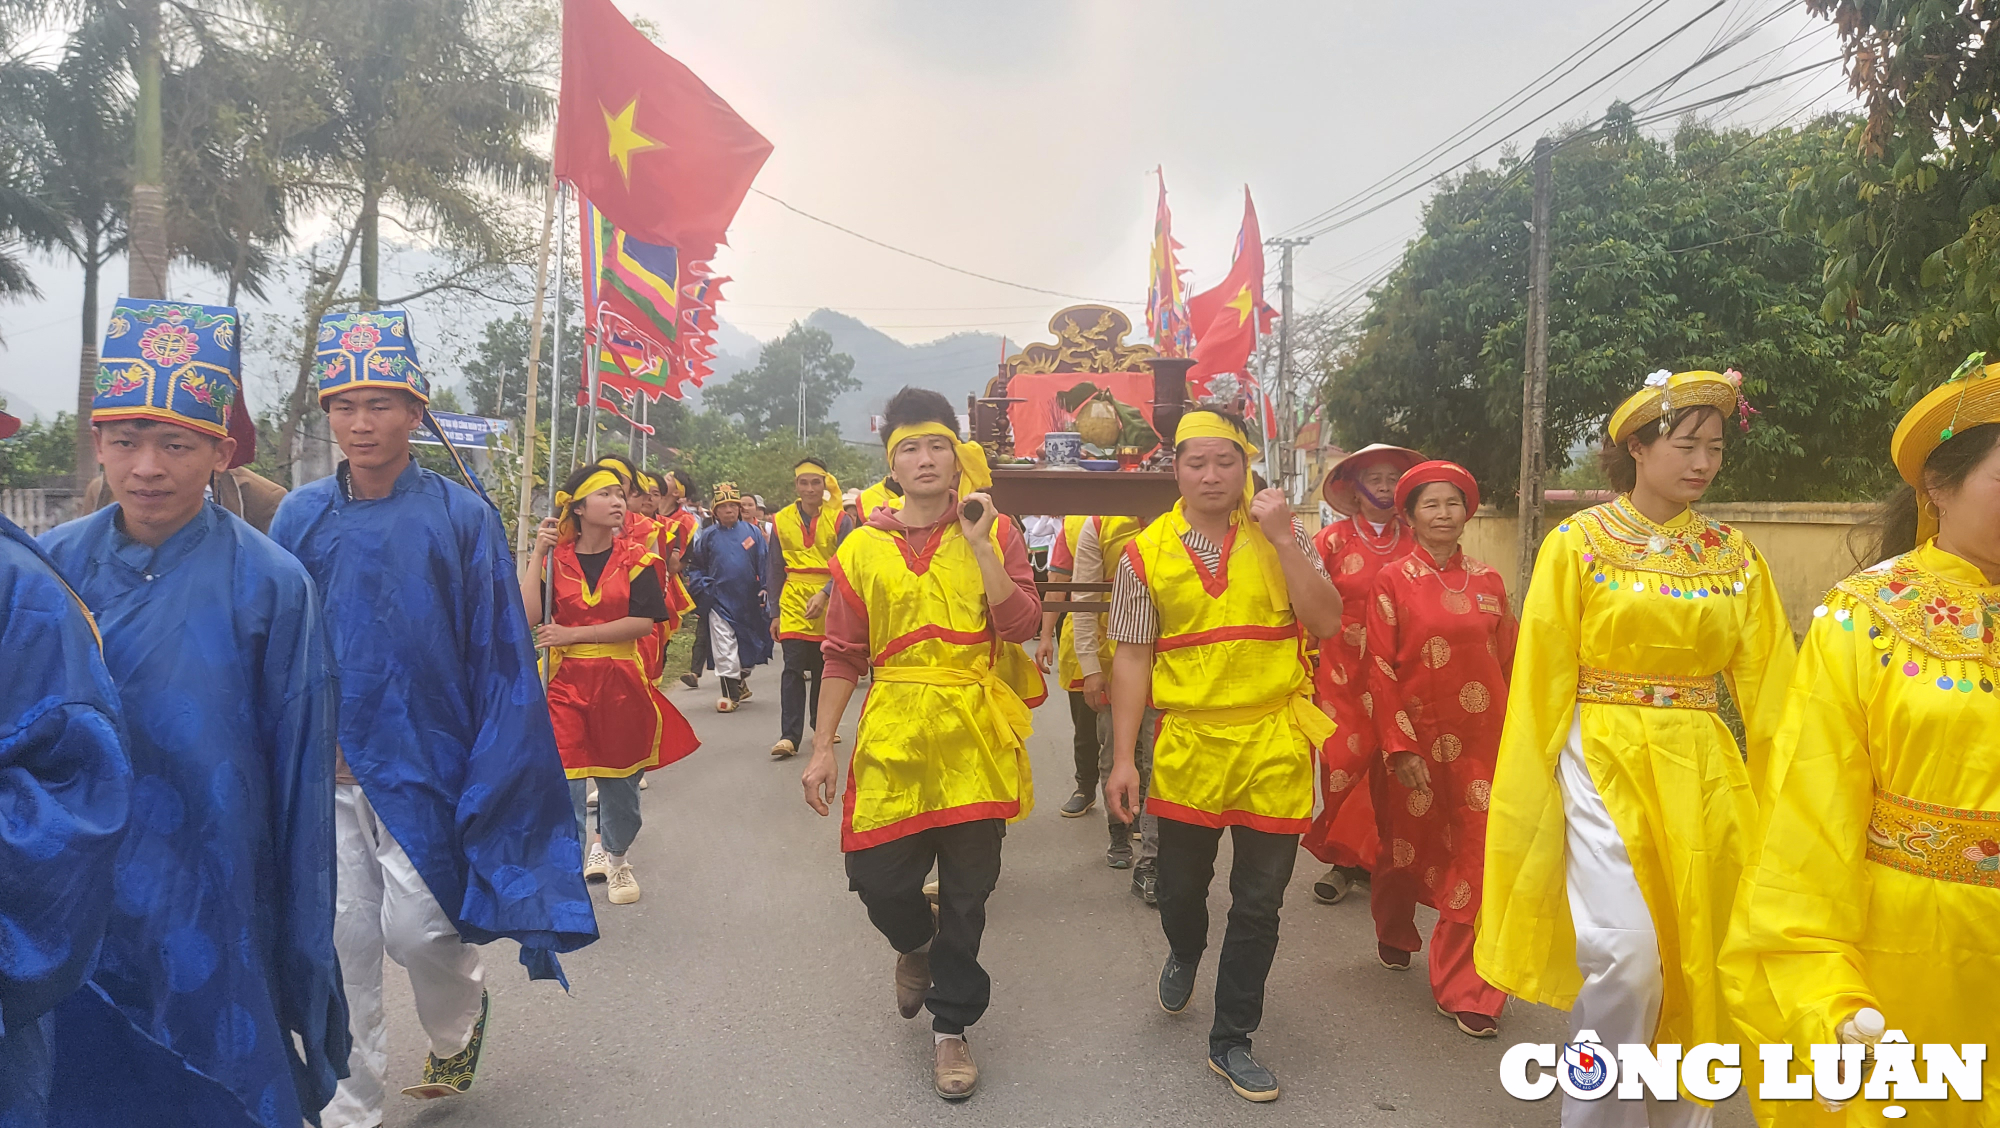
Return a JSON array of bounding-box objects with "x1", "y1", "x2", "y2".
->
[{"x1": 1460, "y1": 501, "x2": 1878, "y2": 636}]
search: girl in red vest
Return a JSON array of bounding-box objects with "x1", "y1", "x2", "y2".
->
[{"x1": 523, "y1": 464, "x2": 698, "y2": 907}]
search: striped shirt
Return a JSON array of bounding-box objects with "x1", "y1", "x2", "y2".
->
[{"x1": 1107, "y1": 517, "x2": 1325, "y2": 646}]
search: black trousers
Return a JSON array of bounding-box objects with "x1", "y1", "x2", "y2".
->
[
  {"x1": 1068, "y1": 689, "x2": 1102, "y2": 794},
  {"x1": 1154, "y1": 819, "x2": 1300, "y2": 1055},
  {"x1": 778, "y1": 637, "x2": 824, "y2": 745},
  {"x1": 845, "y1": 818, "x2": 1003, "y2": 1035},
  {"x1": 687, "y1": 608, "x2": 711, "y2": 675}
]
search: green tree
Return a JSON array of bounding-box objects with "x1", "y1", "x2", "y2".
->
[
  {"x1": 20, "y1": 16, "x2": 132, "y2": 489},
  {"x1": 1325, "y1": 112, "x2": 1899, "y2": 504},
  {"x1": 704, "y1": 323, "x2": 860, "y2": 442},
  {"x1": 0, "y1": 406, "x2": 79, "y2": 488},
  {"x1": 1792, "y1": 1, "x2": 2000, "y2": 403}
]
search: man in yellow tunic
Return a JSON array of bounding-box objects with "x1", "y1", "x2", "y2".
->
[
  {"x1": 1104, "y1": 409, "x2": 1342, "y2": 1104},
  {"x1": 800, "y1": 388, "x2": 1044, "y2": 1102},
  {"x1": 1479, "y1": 370, "x2": 1797, "y2": 1127},
  {"x1": 1722, "y1": 359, "x2": 2000, "y2": 1127},
  {"x1": 766, "y1": 456, "x2": 855, "y2": 759}
]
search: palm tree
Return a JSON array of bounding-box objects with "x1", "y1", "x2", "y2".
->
[
  {"x1": 264, "y1": 0, "x2": 553, "y2": 451},
  {"x1": 22, "y1": 16, "x2": 134, "y2": 488}
]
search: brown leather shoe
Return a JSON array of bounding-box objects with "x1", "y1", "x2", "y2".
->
[
  {"x1": 933, "y1": 1036, "x2": 977, "y2": 1100},
  {"x1": 895, "y1": 950, "x2": 930, "y2": 1019}
]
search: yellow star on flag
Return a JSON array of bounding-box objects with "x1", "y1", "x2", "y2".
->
[
  {"x1": 601, "y1": 97, "x2": 666, "y2": 185},
  {"x1": 1225, "y1": 283, "x2": 1255, "y2": 326}
]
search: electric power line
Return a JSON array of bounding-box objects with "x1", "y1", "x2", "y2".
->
[{"x1": 748, "y1": 189, "x2": 1140, "y2": 307}]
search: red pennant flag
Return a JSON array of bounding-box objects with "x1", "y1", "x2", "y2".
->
[
  {"x1": 555, "y1": 0, "x2": 773, "y2": 263},
  {"x1": 1187, "y1": 188, "x2": 1278, "y2": 390}
]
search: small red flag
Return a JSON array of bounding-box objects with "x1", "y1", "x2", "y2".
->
[
  {"x1": 1188, "y1": 188, "x2": 1278, "y2": 338},
  {"x1": 555, "y1": 0, "x2": 773, "y2": 263}
]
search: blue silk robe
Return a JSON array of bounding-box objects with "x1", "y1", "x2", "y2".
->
[
  {"x1": 269, "y1": 461, "x2": 596, "y2": 983},
  {"x1": 685, "y1": 518, "x2": 774, "y2": 671},
  {"x1": 0, "y1": 515, "x2": 127, "y2": 1127},
  {"x1": 39, "y1": 503, "x2": 346, "y2": 1128}
]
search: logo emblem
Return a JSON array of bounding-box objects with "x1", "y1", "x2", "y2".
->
[{"x1": 1557, "y1": 1032, "x2": 1617, "y2": 1100}]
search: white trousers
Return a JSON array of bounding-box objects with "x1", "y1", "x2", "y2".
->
[
  {"x1": 710, "y1": 612, "x2": 741, "y2": 679},
  {"x1": 324, "y1": 784, "x2": 486, "y2": 1128},
  {"x1": 1556, "y1": 713, "x2": 1713, "y2": 1128}
]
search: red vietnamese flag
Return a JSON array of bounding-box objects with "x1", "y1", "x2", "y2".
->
[
  {"x1": 555, "y1": 0, "x2": 773, "y2": 263},
  {"x1": 1188, "y1": 187, "x2": 1278, "y2": 336}
]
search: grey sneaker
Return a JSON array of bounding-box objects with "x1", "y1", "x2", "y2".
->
[
  {"x1": 1209, "y1": 1045, "x2": 1279, "y2": 1102},
  {"x1": 1059, "y1": 789, "x2": 1094, "y2": 817},
  {"x1": 1107, "y1": 822, "x2": 1133, "y2": 869},
  {"x1": 1131, "y1": 864, "x2": 1157, "y2": 906}
]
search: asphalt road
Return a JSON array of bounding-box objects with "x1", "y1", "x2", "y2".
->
[{"x1": 375, "y1": 679, "x2": 1755, "y2": 1128}]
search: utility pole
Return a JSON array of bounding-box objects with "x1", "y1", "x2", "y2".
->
[
  {"x1": 1267, "y1": 236, "x2": 1311, "y2": 502},
  {"x1": 1514, "y1": 137, "x2": 1554, "y2": 608}
]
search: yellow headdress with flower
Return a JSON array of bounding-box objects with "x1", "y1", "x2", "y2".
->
[
  {"x1": 1891, "y1": 352, "x2": 2000, "y2": 543},
  {"x1": 1607, "y1": 370, "x2": 1746, "y2": 443}
]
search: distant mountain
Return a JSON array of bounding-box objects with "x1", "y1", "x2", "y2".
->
[{"x1": 696, "y1": 309, "x2": 1004, "y2": 441}]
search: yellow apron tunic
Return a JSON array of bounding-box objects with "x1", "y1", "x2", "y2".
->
[
  {"x1": 856, "y1": 477, "x2": 904, "y2": 520},
  {"x1": 1053, "y1": 516, "x2": 1142, "y2": 690},
  {"x1": 1721, "y1": 542, "x2": 1999, "y2": 1127},
  {"x1": 834, "y1": 519, "x2": 1045, "y2": 851},
  {"x1": 1127, "y1": 504, "x2": 1332, "y2": 834},
  {"x1": 1477, "y1": 497, "x2": 1797, "y2": 1053},
  {"x1": 773, "y1": 500, "x2": 841, "y2": 641}
]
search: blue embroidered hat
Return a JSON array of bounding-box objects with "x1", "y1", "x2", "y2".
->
[
  {"x1": 314, "y1": 309, "x2": 432, "y2": 405},
  {"x1": 93, "y1": 298, "x2": 241, "y2": 440}
]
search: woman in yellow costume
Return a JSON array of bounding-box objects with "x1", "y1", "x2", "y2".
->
[
  {"x1": 1721, "y1": 358, "x2": 2000, "y2": 1127},
  {"x1": 1478, "y1": 369, "x2": 1797, "y2": 1128},
  {"x1": 800, "y1": 387, "x2": 1044, "y2": 1103},
  {"x1": 1103, "y1": 407, "x2": 1343, "y2": 1105}
]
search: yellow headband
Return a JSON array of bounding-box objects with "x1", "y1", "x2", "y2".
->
[
  {"x1": 635, "y1": 470, "x2": 659, "y2": 493},
  {"x1": 1175, "y1": 410, "x2": 1260, "y2": 513},
  {"x1": 885, "y1": 421, "x2": 992, "y2": 497},
  {"x1": 554, "y1": 469, "x2": 624, "y2": 541},
  {"x1": 794, "y1": 459, "x2": 840, "y2": 505}
]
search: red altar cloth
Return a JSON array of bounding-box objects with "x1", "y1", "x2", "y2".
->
[{"x1": 1005, "y1": 370, "x2": 1155, "y2": 458}]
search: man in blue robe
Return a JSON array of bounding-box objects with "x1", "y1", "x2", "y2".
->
[
  {"x1": 39, "y1": 299, "x2": 348, "y2": 1128},
  {"x1": 0, "y1": 496, "x2": 129, "y2": 1128},
  {"x1": 269, "y1": 310, "x2": 595, "y2": 1127},
  {"x1": 683, "y1": 481, "x2": 772, "y2": 709}
]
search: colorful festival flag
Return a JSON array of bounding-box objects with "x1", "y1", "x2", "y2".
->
[
  {"x1": 1146, "y1": 168, "x2": 1194, "y2": 358},
  {"x1": 579, "y1": 196, "x2": 678, "y2": 400}
]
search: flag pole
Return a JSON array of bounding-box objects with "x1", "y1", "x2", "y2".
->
[
  {"x1": 551, "y1": 184, "x2": 570, "y2": 487},
  {"x1": 515, "y1": 173, "x2": 558, "y2": 554}
]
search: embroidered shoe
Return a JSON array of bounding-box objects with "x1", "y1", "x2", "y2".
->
[
  {"x1": 1158, "y1": 954, "x2": 1197, "y2": 1014},
  {"x1": 1439, "y1": 1004, "x2": 1499, "y2": 1037},
  {"x1": 583, "y1": 843, "x2": 610, "y2": 882},
  {"x1": 606, "y1": 862, "x2": 640, "y2": 905},
  {"x1": 401, "y1": 990, "x2": 489, "y2": 1099},
  {"x1": 1208, "y1": 1045, "x2": 1279, "y2": 1102}
]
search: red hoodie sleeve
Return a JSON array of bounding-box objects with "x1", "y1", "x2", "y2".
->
[
  {"x1": 821, "y1": 556, "x2": 871, "y2": 683},
  {"x1": 988, "y1": 519, "x2": 1042, "y2": 643}
]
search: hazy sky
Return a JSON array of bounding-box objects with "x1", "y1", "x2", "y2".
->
[{"x1": 0, "y1": 0, "x2": 1851, "y2": 420}]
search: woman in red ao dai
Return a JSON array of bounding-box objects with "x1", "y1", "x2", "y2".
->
[{"x1": 1363, "y1": 460, "x2": 1513, "y2": 1036}]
